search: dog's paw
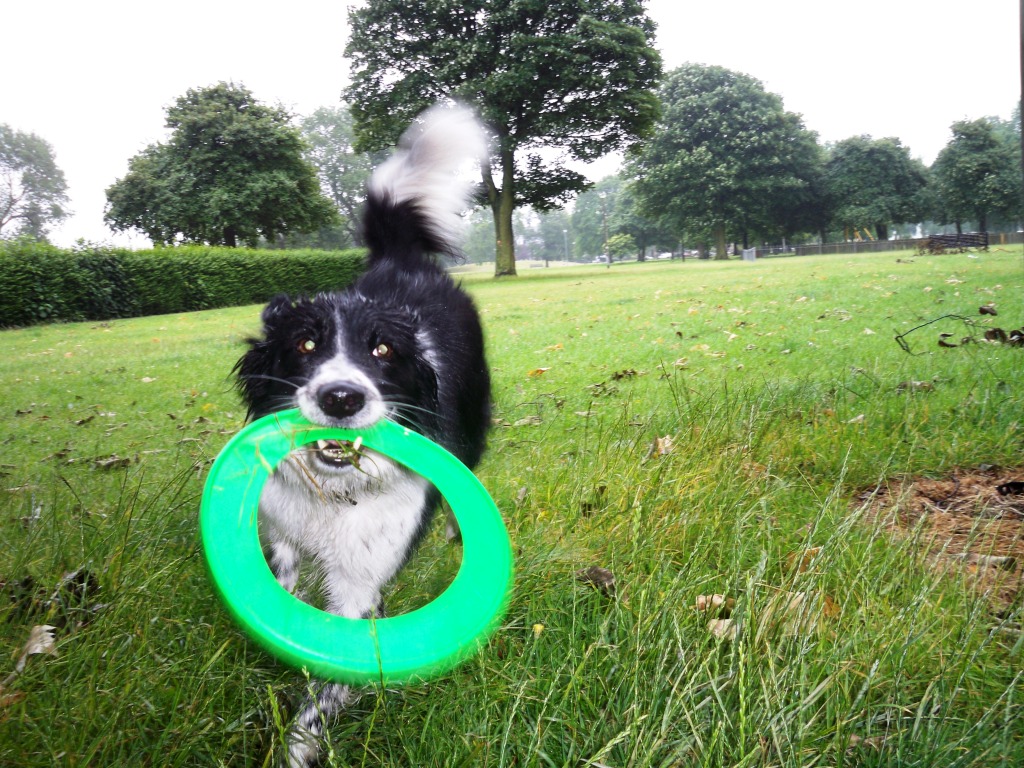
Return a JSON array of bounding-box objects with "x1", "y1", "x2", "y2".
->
[{"x1": 282, "y1": 727, "x2": 319, "y2": 768}]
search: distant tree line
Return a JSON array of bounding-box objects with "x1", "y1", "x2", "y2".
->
[
  {"x1": 4, "y1": 0, "x2": 1019, "y2": 274},
  {"x1": 498, "y1": 66, "x2": 1020, "y2": 265}
]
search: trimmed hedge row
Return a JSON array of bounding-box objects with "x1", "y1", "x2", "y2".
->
[{"x1": 0, "y1": 240, "x2": 367, "y2": 328}]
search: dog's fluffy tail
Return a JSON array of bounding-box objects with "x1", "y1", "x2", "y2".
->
[{"x1": 363, "y1": 103, "x2": 488, "y2": 261}]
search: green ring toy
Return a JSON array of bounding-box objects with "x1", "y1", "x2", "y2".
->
[{"x1": 199, "y1": 408, "x2": 512, "y2": 685}]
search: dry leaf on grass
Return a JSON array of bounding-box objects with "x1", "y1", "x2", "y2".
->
[
  {"x1": 997, "y1": 481, "x2": 1024, "y2": 496},
  {"x1": 758, "y1": 590, "x2": 840, "y2": 637},
  {"x1": 785, "y1": 547, "x2": 822, "y2": 573},
  {"x1": 694, "y1": 594, "x2": 735, "y2": 616},
  {"x1": 846, "y1": 733, "x2": 888, "y2": 752},
  {"x1": 896, "y1": 380, "x2": 935, "y2": 392},
  {"x1": 644, "y1": 435, "x2": 674, "y2": 460},
  {"x1": 707, "y1": 618, "x2": 738, "y2": 641},
  {"x1": 949, "y1": 553, "x2": 1017, "y2": 570},
  {"x1": 0, "y1": 688, "x2": 27, "y2": 709},
  {"x1": 93, "y1": 454, "x2": 134, "y2": 471},
  {"x1": 3, "y1": 624, "x2": 59, "y2": 687},
  {"x1": 575, "y1": 566, "x2": 616, "y2": 597},
  {"x1": 17, "y1": 625, "x2": 58, "y2": 671},
  {"x1": 611, "y1": 369, "x2": 639, "y2": 380},
  {"x1": 513, "y1": 415, "x2": 543, "y2": 427}
]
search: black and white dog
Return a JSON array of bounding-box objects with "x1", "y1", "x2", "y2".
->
[{"x1": 234, "y1": 104, "x2": 491, "y2": 767}]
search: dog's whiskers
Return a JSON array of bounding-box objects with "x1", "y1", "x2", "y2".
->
[{"x1": 238, "y1": 373, "x2": 307, "y2": 390}]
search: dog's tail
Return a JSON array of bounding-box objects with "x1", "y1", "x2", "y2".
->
[{"x1": 363, "y1": 103, "x2": 488, "y2": 263}]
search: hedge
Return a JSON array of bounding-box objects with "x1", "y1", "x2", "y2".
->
[{"x1": 0, "y1": 240, "x2": 367, "y2": 328}]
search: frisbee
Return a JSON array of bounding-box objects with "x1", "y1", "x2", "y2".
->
[{"x1": 199, "y1": 408, "x2": 512, "y2": 685}]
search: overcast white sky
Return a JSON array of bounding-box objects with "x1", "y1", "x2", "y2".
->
[{"x1": 3, "y1": 0, "x2": 1018, "y2": 247}]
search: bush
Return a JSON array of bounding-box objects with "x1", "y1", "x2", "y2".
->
[{"x1": 0, "y1": 240, "x2": 366, "y2": 328}]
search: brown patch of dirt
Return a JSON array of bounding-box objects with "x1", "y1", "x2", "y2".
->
[{"x1": 857, "y1": 467, "x2": 1024, "y2": 606}]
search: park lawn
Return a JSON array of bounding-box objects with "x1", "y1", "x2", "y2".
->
[{"x1": 1, "y1": 247, "x2": 1023, "y2": 766}]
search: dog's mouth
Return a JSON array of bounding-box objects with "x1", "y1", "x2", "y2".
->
[{"x1": 312, "y1": 438, "x2": 363, "y2": 469}]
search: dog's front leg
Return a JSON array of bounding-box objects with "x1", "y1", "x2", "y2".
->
[
  {"x1": 267, "y1": 539, "x2": 301, "y2": 594},
  {"x1": 282, "y1": 573, "x2": 384, "y2": 768},
  {"x1": 284, "y1": 680, "x2": 358, "y2": 768}
]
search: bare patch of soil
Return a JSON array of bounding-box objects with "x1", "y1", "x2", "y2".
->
[{"x1": 858, "y1": 467, "x2": 1024, "y2": 606}]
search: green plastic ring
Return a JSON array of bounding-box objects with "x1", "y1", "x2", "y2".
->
[{"x1": 200, "y1": 408, "x2": 512, "y2": 685}]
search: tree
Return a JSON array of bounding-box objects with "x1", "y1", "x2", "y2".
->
[
  {"x1": 345, "y1": 0, "x2": 662, "y2": 276},
  {"x1": 299, "y1": 106, "x2": 376, "y2": 247},
  {"x1": 605, "y1": 232, "x2": 636, "y2": 260},
  {"x1": 612, "y1": 182, "x2": 676, "y2": 260},
  {"x1": 0, "y1": 124, "x2": 70, "y2": 239},
  {"x1": 534, "y1": 208, "x2": 573, "y2": 264},
  {"x1": 823, "y1": 135, "x2": 926, "y2": 241},
  {"x1": 629, "y1": 64, "x2": 822, "y2": 260},
  {"x1": 572, "y1": 176, "x2": 622, "y2": 259},
  {"x1": 105, "y1": 82, "x2": 337, "y2": 247},
  {"x1": 931, "y1": 118, "x2": 1020, "y2": 232},
  {"x1": 573, "y1": 175, "x2": 674, "y2": 261}
]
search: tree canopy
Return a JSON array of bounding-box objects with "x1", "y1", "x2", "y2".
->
[
  {"x1": 931, "y1": 118, "x2": 1020, "y2": 232},
  {"x1": 299, "y1": 106, "x2": 376, "y2": 247},
  {"x1": 629, "y1": 64, "x2": 822, "y2": 259},
  {"x1": 345, "y1": 0, "x2": 662, "y2": 276},
  {"x1": 105, "y1": 82, "x2": 337, "y2": 247},
  {"x1": 0, "y1": 124, "x2": 70, "y2": 240},
  {"x1": 822, "y1": 135, "x2": 927, "y2": 240}
]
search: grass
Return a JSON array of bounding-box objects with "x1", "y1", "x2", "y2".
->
[{"x1": 1, "y1": 248, "x2": 1023, "y2": 766}]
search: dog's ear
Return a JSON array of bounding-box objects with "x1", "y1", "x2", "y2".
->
[
  {"x1": 260, "y1": 293, "x2": 294, "y2": 328},
  {"x1": 233, "y1": 295, "x2": 295, "y2": 421},
  {"x1": 233, "y1": 336, "x2": 277, "y2": 421}
]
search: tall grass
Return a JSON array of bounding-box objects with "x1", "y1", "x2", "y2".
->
[{"x1": 1, "y1": 249, "x2": 1022, "y2": 766}]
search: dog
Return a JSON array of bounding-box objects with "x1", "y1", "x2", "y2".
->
[{"x1": 234, "y1": 104, "x2": 491, "y2": 767}]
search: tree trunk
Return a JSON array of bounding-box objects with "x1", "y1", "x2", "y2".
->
[
  {"x1": 875, "y1": 223, "x2": 888, "y2": 240},
  {"x1": 223, "y1": 226, "x2": 237, "y2": 247},
  {"x1": 713, "y1": 223, "x2": 728, "y2": 260},
  {"x1": 493, "y1": 190, "x2": 516, "y2": 276},
  {"x1": 483, "y1": 145, "x2": 520, "y2": 278},
  {"x1": 979, "y1": 213, "x2": 988, "y2": 232},
  {"x1": 482, "y1": 146, "x2": 517, "y2": 277}
]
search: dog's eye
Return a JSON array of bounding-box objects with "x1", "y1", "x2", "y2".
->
[
  {"x1": 372, "y1": 343, "x2": 392, "y2": 360},
  {"x1": 297, "y1": 338, "x2": 317, "y2": 355}
]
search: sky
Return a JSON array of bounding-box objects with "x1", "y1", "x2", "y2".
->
[{"x1": 3, "y1": 0, "x2": 1019, "y2": 247}]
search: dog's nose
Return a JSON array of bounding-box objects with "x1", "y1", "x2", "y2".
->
[{"x1": 316, "y1": 383, "x2": 366, "y2": 419}]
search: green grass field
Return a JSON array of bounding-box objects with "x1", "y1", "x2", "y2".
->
[{"x1": 2, "y1": 248, "x2": 1023, "y2": 766}]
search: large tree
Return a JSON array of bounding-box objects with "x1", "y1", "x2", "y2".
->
[
  {"x1": 0, "y1": 124, "x2": 70, "y2": 240},
  {"x1": 572, "y1": 176, "x2": 622, "y2": 259},
  {"x1": 931, "y1": 117, "x2": 1020, "y2": 232},
  {"x1": 572, "y1": 175, "x2": 672, "y2": 261},
  {"x1": 613, "y1": 181, "x2": 676, "y2": 260},
  {"x1": 345, "y1": 0, "x2": 662, "y2": 276},
  {"x1": 105, "y1": 82, "x2": 337, "y2": 247},
  {"x1": 299, "y1": 106, "x2": 376, "y2": 247},
  {"x1": 823, "y1": 135, "x2": 926, "y2": 241},
  {"x1": 629, "y1": 64, "x2": 822, "y2": 260}
]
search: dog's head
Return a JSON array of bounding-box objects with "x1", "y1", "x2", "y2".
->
[
  {"x1": 236, "y1": 292, "x2": 439, "y2": 428},
  {"x1": 235, "y1": 292, "x2": 441, "y2": 482}
]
